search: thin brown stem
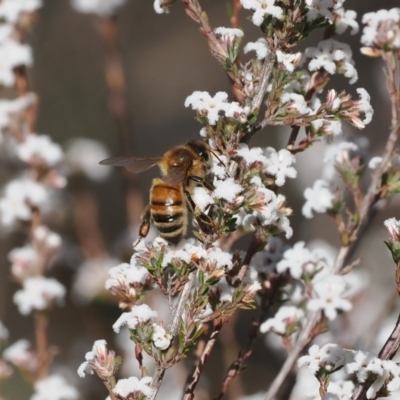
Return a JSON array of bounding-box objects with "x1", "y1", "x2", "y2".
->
[
  {"x1": 183, "y1": 323, "x2": 223, "y2": 400},
  {"x1": 34, "y1": 311, "x2": 49, "y2": 380},
  {"x1": 230, "y1": 0, "x2": 242, "y2": 29}
]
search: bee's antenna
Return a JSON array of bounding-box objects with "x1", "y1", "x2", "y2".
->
[{"x1": 210, "y1": 150, "x2": 225, "y2": 166}]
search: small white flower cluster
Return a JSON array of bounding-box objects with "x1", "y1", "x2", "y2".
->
[
  {"x1": 9, "y1": 227, "x2": 61, "y2": 281},
  {"x1": 185, "y1": 91, "x2": 250, "y2": 125},
  {"x1": 240, "y1": 0, "x2": 283, "y2": 26},
  {"x1": 299, "y1": 344, "x2": 400, "y2": 399},
  {"x1": 304, "y1": 39, "x2": 358, "y2": 84},
  {"x1": 0, "y1": 177, "x2": 47, "y2": 227},
  {"x1": 31, "y1": 375, "x2": 79, "y2": 400},
  {"x1": 13, "y1": 276, "x2": 66, "y2": 315},
  {"x1": 274, "y1": 242, "x2": 352, "y2": 324},
  {"x1": 65, "y1": 138, "x2": 111, "y2": 181},
  {"x1": 0, "y1": 0, "x2": 42, "y2": 24},
  {"x1": 2, "y1": 339, "x2": 38, "y2": 372},
  {"x1": 361, "y1": 8, "x2": 400, "y2": 50},
  {"x1": 71, "y1": 0, "x2": 127, "y2": 16},
  {"x1": 302, "y1": 179, "x2": 335, "y2": 218},
  {"x1": 112, "y1": 376, "x2": 153, "y2": 398}
]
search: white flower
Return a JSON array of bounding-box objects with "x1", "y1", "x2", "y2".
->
[
  {"x1": 3, "y1": 339, "x2": 38, "y2": 371},
  {"x1": 13, "y1": 276, "x2": 66, "y2": 315},
  {"x1": 113, "y1": 304, "x2": 158, "y2": 333},
  {"x1": 191, "y1": 186, "x2": 214, "y2": 212},
  {"x1": 158, "y1": 238, "x2": 207, "y2": 267},
  {"x1": 112, "y1": 376, "x2": 153, "y2": 398},
  {"x1": 384, "y1": 217, "x2": 400, "y2": 241},
  {"x1": 298, "y1": 343, "x2": 350, "y2": 375},
  {"x1": 215, "y1": 27, "x2": 244, "y2": 39},
  {"x1": 328, "y1": 380, "x2": 355, "y2": 400},
  {"x1": 276, "y1": 242, "x2": 331, "y2": 279},
  {"x1": 276, "y1": 50, "x2": 301, "y2": 72},
  {"x1": 33, "y1": 225, "x2": 62, "y2": 250},
  {"x1": 236, "y1": 144, "x2": 268, "y2": 166},
  {"x1": 368, "y1": 156, "x2": 382, "y2": 170},
  {"x1": 152, "y1": 324, "x2": 172, "y2": 350},
  {"x1": 0, "y1": 94, "x2": 36, "y2": 133},
  {"x1": 240, "y1": 0, "x2": 284, "y2": 26},
  {"x1": 302, "y1": 179, "x2": 334, "y2": 218},
  {"x1": 0, "y1": 177, "x2": 47, "y2": 227},
  {"x1": 305, "y1": 39, "x2": 358, "y2": 84},
  {"x1": 0, "y1": 0, "x2": 42, "y2": 24},
  {"x1": 322, "y1": 141, "x2": 358, "y2": 181},
  {"x1": 346, "y1": 351, "x2": 390, "y2": 398},
  {"x1": 31, "y1": 375, "x2": 79, "y2": 400},
  {"x1": 184, "y1": 91, "x2": 248, "y2": 125},
  {"x1": 78, "y1": 339, "x2": 107, "y2": 377},
  {"x1": 17, "y1": 134, "x2": 63, "y2": 166},
  {"x1": 154, "y1": 0, "x2": 170, "y2": 14},
  {"x1": 355, "y1": 88, "x2": 373, "y2": 125},
  {"x1": 361, "y1": 8, "x2": 400, "y2": 49},
  {"x1": 0, "y1": 39, "x2": 32, "y2": 87},
  {"x1": 308, "y1": 275, "x2": 352, "y2": 320},
  {"x1": 280, "y1": 93, "x2": 310, "y2": 115},
  {"x1": 306, "y1": 0, "x2": 334, "y2": 21},
  {"x1": 185, "y1": 91, "x2": 228, "y2": 125},
  {"x1": 207, "y1": 247, "x2": 233, "y2": 269},
  {"x1": 244, "y1": 38, "x2": 270, "y2": 60},
  {"x1": 213, "y1": 177, "x2": 243, "y2": 202},
  {"x1": 73, "y1": 257, "x2": 119, "y2": 303},
  {"x1": 260, "y1": 306, "x2": 304, "y2": 334},
  {"x1": 71, "y1": 0, "x2": 127, "y2": 16},
  {"x1": 264, "y1": 147, "x2": 297, "y2": 186},
  {"x1": 335, "y1": 8, "x2": 359, "y2": 35},
  {"x1": 8, "y1": 244, "x2": 39, "y2": 280}
]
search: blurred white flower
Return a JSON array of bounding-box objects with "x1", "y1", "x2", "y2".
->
[
  {"x1": 335, "y1": 8, "x2": 359, "y2": 35},
  {"x1": 73, "y1": 257, "x2": 119, "y2": 303},
  {"x1": 153, "y1": 0, "x2": 170, "y2": 14},
  {"x1": 33, "y1": 225, "x2": 62, "y2": 250},
  {"x1": 65, "y1": 138, "x2": 111, "y2": 181},
  {"x1": 17, "y1": 134, "x2": 64, "y2": 167},
  {"x1": 302, "y1": 179, "x2": 334, "y2": 218},
  {"x1": 0, "y1": 0, "x2": 42, "y2": 24},
  {"x1": 0, "y1": 94, "x2": 36, "y2": 133},
  {"x1": 260, "y1": 305, "x2": 304, "y2": 335},
  {"x1": 0, "y1": 39, "x2": 32, "y2": 87},
  {"x1": 306, "y1": 0, "x2": 334, "y2": 21},
  {"x1": 13, "y1": 276, "x2": 66, "y2": 315},
  {"x1": 71, "y1": 0, "x2": 126, "y2": 16},
  {"x1": 113, "y1": 376, "x2": 152, "y2": 398},
  {"x1": 31, "y1": 375, "x2": 79, "y2": 400},
  {"x1": 3, "y1": 339, "x2": 38, "y2": 371},
  {"x1": 308, "y1": 275, "x2": 352, "y2": 320},
  {"x1": 368, "y1": 156, "x2": 382, "y2": 170},
  {"x1": 8, "y1": 244, "x2": 39, "y2": 281},
  {"x1": 0, "y1": 177, "x2": 47, "y2": 227},
  {"x1": 240, "y1": 0, "x2": 283, "y2": 26},
  {"x1": 244, "y1": 38, "x2": 270, "y2": 60}
]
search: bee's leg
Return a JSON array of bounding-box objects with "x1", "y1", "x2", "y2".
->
[
  {"x1": 139, "y1": 205, "x2": 151, "y2": 239},
  {"x1": 188, "y1": 175, "x2": 213, "y2": 191},
  {"x1": 185, "y1": 190, "x2": 214, "y2": 235}
]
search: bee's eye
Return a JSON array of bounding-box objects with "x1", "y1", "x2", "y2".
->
[{"x1": 199, "y1": 150, "x2": 208, "y2": 161}]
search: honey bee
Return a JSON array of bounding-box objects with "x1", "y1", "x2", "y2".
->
[{"x1": 99, "y1": 139, "x2": 214, "y2": 244}]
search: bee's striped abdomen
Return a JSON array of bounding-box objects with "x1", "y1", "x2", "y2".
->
[{"x1": 150, "y1": 179, "x2": 187, "y2": 244}]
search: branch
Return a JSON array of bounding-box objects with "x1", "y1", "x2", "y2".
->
[
  {"x1": 183, "y1": 322, "x2": 223, "y2": 400},
  {"x1": 34, "y1": 311, "x2": 49, "y2": 380},
  {"x1": 148, "y1": 273, "x2": 196, "y2": 400}
]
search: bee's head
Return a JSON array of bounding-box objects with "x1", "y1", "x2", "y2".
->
[{"x1": 186, "y1": 140, "x2": 209, "y2": 162}]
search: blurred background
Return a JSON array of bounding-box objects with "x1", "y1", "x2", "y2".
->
[{"x1": 1, "y1": 0, "x2": 400, "y2": 399}]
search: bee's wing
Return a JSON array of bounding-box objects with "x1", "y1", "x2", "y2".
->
[
  {"x1": 99, "y1": 156, "x2": 162, "y2": 173},
  {"x1": 162, "y1": 167, "x2": 188, "y2": 185}
]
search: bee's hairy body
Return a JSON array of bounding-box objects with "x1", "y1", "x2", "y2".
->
[
  {"x1": 100, "y1": 139, "x2": 214, "y2": 244},
  {"x1": 150, "y1": 179, "x2": 187, "y2": 244}
]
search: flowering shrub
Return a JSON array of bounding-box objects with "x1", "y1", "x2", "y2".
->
[{"x1": 1, "y1": 1, "x2": 400, "y2": 400}]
